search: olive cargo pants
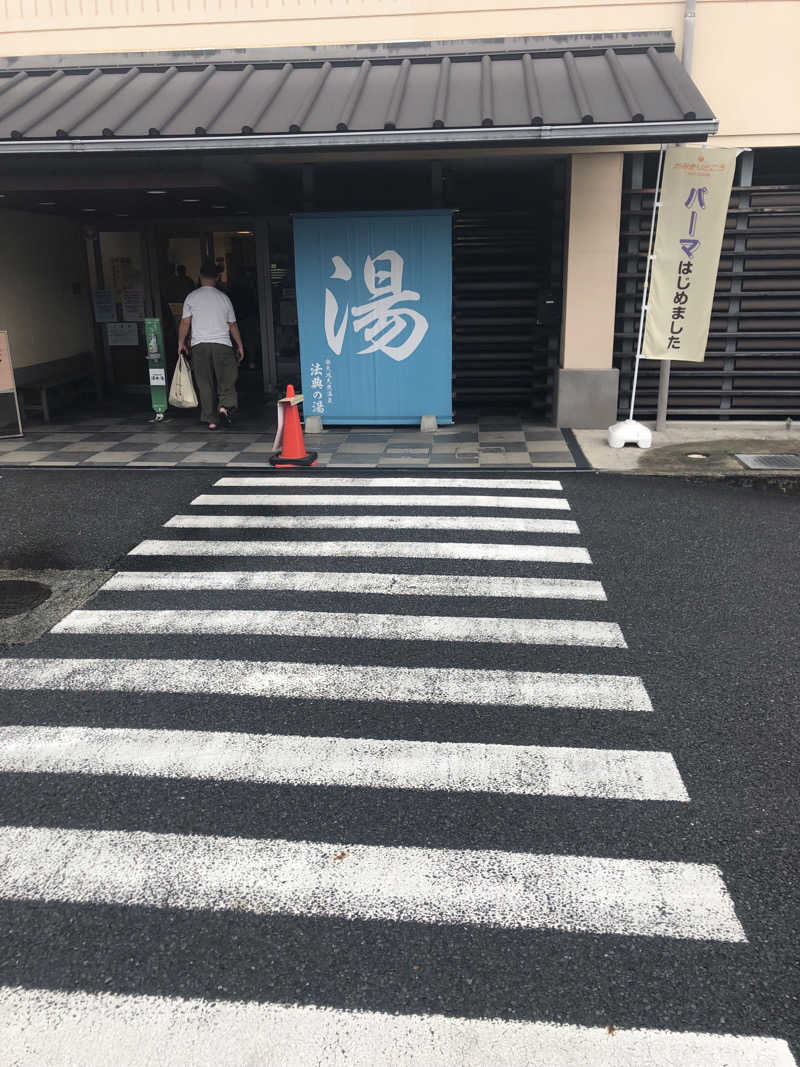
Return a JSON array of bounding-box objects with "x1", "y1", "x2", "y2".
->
[{"x1": 190, "y1": 342, "x2": 239, "y2": 424}]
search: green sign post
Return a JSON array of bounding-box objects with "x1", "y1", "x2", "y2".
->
[{"x1": 144, "y1": 317, "x2": 168, "y2": 421}]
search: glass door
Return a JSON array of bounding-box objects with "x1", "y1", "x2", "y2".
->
[{"x1": 158, "y1": 229, "x2": 264, "y2": 400}]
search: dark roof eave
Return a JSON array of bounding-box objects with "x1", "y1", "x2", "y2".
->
[{"x1": 0, "y1": 119, "x2": 718, "y2": 155}]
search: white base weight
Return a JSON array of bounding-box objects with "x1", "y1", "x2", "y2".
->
[{"x1": 607, "y1": 419, "x2": 652, "y2": 449}]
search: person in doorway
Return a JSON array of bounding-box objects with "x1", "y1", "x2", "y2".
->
[
  {"x1": 165, "y1": 263, "x2": 194, "y2": 304},
  {"x1": 178, "y1": 260, "x2": 244, "y2": 430}
]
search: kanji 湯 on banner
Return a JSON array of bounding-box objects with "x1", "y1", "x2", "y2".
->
[
  {"x1": 293, "y1": 210, "x2": 453, "y2": 424},
  {"x1": 643, "y1": 147, "x2": 739, "y2": 363}
]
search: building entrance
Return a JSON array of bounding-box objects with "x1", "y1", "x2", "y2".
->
[{"x1": 158, "y1": 228, "x2": 264, "y2": 405}]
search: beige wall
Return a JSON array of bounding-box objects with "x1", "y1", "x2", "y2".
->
[
  {"x1": 1, "y1": 1, "x2": 798, "y2": 147},
  {"x1": 0, "y1": 209, "x2": 94, "y2": 369},
  {"x1": 561, "y1": 152, "x2": 624, "y2": 371}
]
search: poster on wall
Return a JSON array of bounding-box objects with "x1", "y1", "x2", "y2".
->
[
  {"x1": 293, "y1": 210, "x2": 453, "y2": 425},
  {"x1": 92, "y1": 289, "x2": 116, "y2": 323},
  {"x1": 122, "y1": 288, "x2": 146, "y2": 322},
  {"x1": 106, "y1": 322, "x2": 139, "y2": 347},
  {"x1": 111, "y1": 255, "x2": 136, "y2": 301}
]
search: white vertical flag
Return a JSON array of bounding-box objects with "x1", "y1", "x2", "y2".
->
[{"x1": 643, "y1": 147, "x2": 739, "y2": 363}]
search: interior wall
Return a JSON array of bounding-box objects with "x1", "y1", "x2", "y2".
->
[{"x1": 0, "y1": 209, "x2": 93, "y2": 370}]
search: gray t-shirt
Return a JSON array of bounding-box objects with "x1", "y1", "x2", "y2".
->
[{"x1": 182, "y1": 286, "x2": 236, "y2": 347}]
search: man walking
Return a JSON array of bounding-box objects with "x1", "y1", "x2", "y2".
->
[{"x1": 178, "y1": 260, "x2": 244, "y2": 430}]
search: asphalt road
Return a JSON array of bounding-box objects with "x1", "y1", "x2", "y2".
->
[
  {"x1": 0, "y1": 469, "x2": 216, "y2": 570},
  {"x1": 0, "y1": 468, "x2": 797, "y2": 1063}
]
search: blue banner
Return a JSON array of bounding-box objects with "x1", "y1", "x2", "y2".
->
[{"x1": 293, "y1": 210, "x2": 453, "y2": 425}]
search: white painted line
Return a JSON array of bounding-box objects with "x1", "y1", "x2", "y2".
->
[
  {"x1": 191, "y1": 493, "x2": 571, "y2": 511},
  {"x1": 129, "y1": 540, "x2": 591, "y2": 564},
  {"x1": 165, "y1": 514, "x2": 581, "y2": 534},
  {"x1": 215, "y1": 476, "x2": 564, "y2": 491},
  {"x1": 53, "y1": 610, "x2": 626, "y2": 647},
  {"x1": 102, "y1": 571, "x2": 607, "y2": 600},
  {"x1": 2, "y1": 988, "x2": 792, "y2": 1067},
  {"x1": 0, "y1": 658, "x2": 652, "y2": 710},
  {"x1": 0, "y1": 725, "x2": 688, "y2": 801},
  {"x1": 0, "y1": 826, "x2": 745, "y2": 940}
]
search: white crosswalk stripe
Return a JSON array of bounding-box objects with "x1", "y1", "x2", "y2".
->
[
  {"x1": 3, "y1": 987, "x2": 794, "y2": 1067},
  {"x1": 214, "y1": 476, "x2": 565, "y2": 491},
  {"x1": 0, "y1": 658, "x2": 653, "y2": 710},
  {"x1": 0, "y1": 472, "x2": 785, "y2": 1061},
  {"x1": 103, "y1": 570, "x2": 607, "y2": 599},
  {"x1": 129, "y1": 538, "x2": 592, "y2": 563},
  {"x1": 165, "y1": 513, "x2": 581, "y2": 533},
  {"x1": 0, "y1": 825, "x2": 746, "y2": 940},
  {"x1": 191, "y1": 492, "x2": 571, "y2": 510},
  {"x1": 0, "y1": 726, "x2": 688, "y2": 800},
  {"x1": 53, "y1": 609, "x2": 627, "y2": 647}
]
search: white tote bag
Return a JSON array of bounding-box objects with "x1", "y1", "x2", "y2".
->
[{"x1": 168, "y1": 353, "x2": 198, "y2": 409}]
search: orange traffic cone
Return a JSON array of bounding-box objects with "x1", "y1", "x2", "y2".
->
[{"x1": 270, "y1": 384, "x2": 318, "y2": 467}]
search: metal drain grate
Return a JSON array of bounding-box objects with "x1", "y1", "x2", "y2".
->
[
  {"x1": 736, "y1": 453, "x2": 800, "y2": 471},
  {"x1": 0, "y1": 580, "x2": 52, "y2": 619}
]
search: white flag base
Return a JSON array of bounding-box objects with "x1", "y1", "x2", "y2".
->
[{"x1": 607, "y1": 419, "x2": 652, "y2": 450}]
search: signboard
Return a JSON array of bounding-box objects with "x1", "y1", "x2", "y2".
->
[
  {"x1": 643, "y1": 147, "x2": 739, "y2": 363},
  {"x1": 92, "y1": 289, "x2": 116, "y2": 323},
  {"x1": 107, "y1": 322, "x2": 139, "y2": 347},
  {"x1": 293, "y1": 210, "x2": 453, "y2": 425},
  {"x1": 0, "y1": 331, "x2": 23, "y2": 438},
  {"x1": 122, "y1": 288, "x2": 146, "y2": 322},
  {"x1": 143, "y1": 318, "x2": 168, "y2": 417}
]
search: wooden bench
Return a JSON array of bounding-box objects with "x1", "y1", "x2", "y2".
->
[{"x1": 14, "y1": 353, "x2": 101, "y2": 424}]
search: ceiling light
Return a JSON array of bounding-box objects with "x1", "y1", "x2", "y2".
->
[
  {"x1": 211, "y1": 204, "x2": 227, "y2": 209},
  {"x1": 147, "y1": 189, "x2": 167, "y2": 195},
  {"x1": 182, "y1": 197, "x2": 200, "y2": 203},
  {"x1": 38, "y1": 201, "x2": 56, "y2": 206},
  {"x1": 81, "y1": 207, "x2": 97, "y2": 213},
  {"x1": 235, "y1": 230, "x2": 253, "y2": 236}
]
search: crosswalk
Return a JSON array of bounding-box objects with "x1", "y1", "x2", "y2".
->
[{"x1": 0, "y1": 473, "x2": 794, "y2": 1065}]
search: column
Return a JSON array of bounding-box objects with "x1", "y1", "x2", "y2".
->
[{"x1": 556, "y1": 152, "x2": 624, "y2": 428}]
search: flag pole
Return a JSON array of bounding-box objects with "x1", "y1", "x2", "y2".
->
[
  {"x1": 629, "y1": 144, "x2": 665, "y2": 421},
  {"x1": 608, "y1": 145, "x2": 665, "y2": 449}
]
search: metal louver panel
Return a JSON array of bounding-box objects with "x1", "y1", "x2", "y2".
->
[
  {"x1": 615, "y1": 152, "x2": 800, "y2": 419},
  {"x1": 451, "y1": 202, "x2": 564, "y2": 417}
]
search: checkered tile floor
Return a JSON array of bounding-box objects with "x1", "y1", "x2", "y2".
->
[{"x1": 0, "y1": 415, "x2": 577, "y2": 469}]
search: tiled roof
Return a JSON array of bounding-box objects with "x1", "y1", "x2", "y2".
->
[{"x1": 0, "y1": 39, "x2": 715, "y2": 145}]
